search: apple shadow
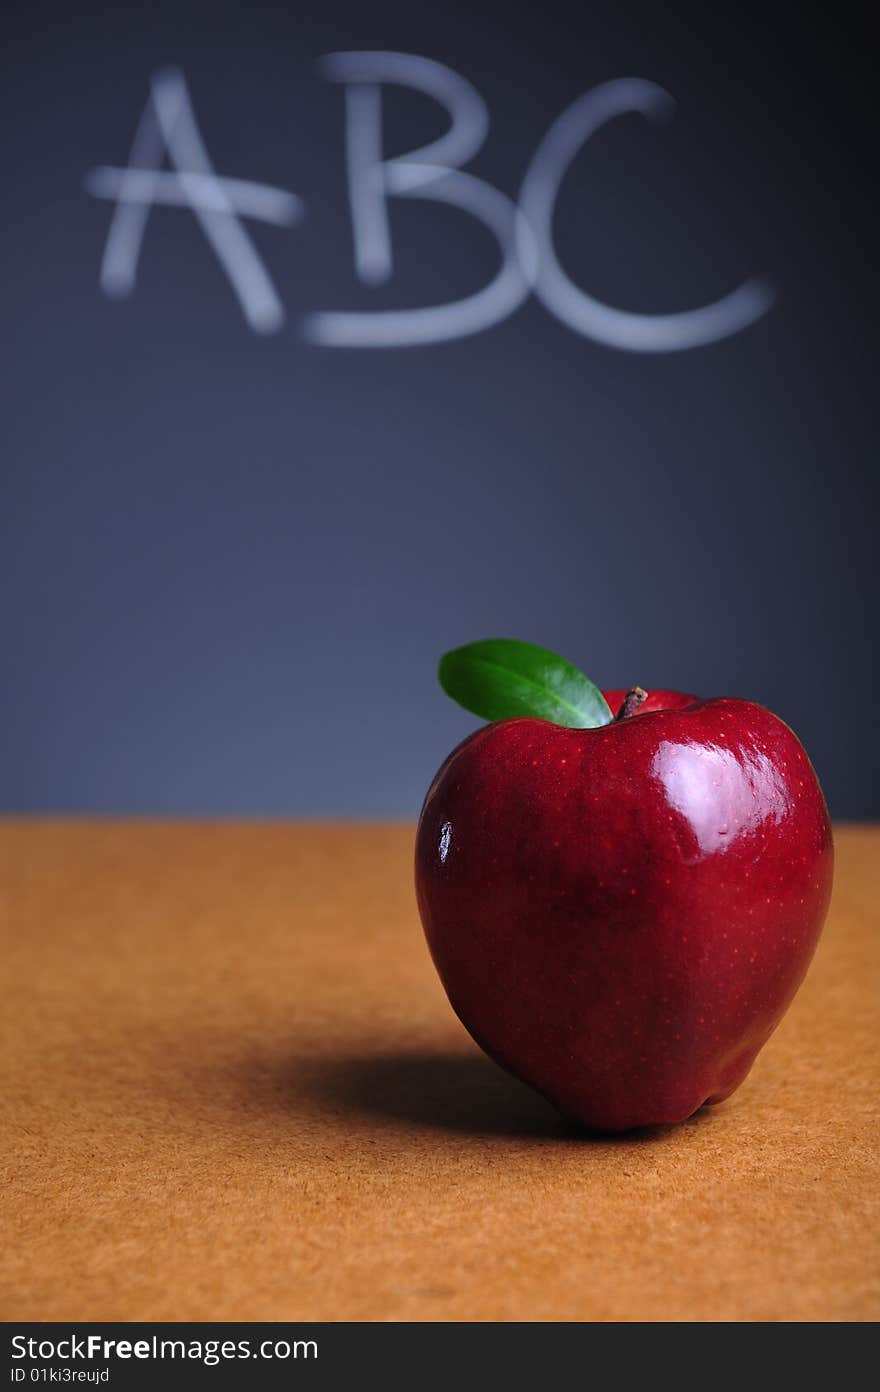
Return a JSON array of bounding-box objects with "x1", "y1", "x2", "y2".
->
[
  {"x1": 304, "y1": 1048, "x2": 568, "y2": 1138},
  {"x1": 301, "y1": 1048, "x2": 695, "y2": 1142}
]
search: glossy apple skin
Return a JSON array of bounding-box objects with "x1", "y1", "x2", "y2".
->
[{"x1": 415, "y1": 692, "x2": 833, "y2": 1132}]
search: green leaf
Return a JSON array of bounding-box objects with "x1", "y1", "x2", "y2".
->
[{"x1": 438, "y1": 638, "x2": 613, "y2": 728}]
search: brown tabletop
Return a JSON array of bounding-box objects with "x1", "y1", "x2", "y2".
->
[{"x1": 2, "y1": 821, "x2": 877, "y2": 1323}]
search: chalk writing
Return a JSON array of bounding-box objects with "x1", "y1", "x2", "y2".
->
[{"x1": 85, "y1": 55, "x2": 773, "y2": 351}]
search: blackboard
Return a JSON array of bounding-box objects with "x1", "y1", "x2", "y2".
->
[{"x1": 2, "y1": 2, "x2": 876, "y2": 815}]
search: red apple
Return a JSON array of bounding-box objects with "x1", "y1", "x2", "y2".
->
[{"x1": 415, "y1": 689, "x2": 833, "y2": 1131}]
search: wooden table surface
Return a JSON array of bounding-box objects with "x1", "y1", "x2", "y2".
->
[{"x1": 2, "y1": 821, "x2": 877, "y2": 1323}]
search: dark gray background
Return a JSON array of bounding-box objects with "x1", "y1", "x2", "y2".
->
[{"x1": 2, "y1": 1, "x2": 876, "y2": 816}]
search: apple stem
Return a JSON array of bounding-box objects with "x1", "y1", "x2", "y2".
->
[{"x1": 615, "y1": 687, "x2": 648, "y2": 721}]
